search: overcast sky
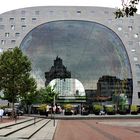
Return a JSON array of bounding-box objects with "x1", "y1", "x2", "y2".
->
[{"x1": 1, "y1": 0, "x2": 139, "y2": 14}]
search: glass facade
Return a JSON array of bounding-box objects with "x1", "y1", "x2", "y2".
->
[{"x1": 20, "y1": 20, "x2": 132, "y2": 90}]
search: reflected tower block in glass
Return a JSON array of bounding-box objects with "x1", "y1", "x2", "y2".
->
[{"x1": 45, "y1": 56, "x2": 71, "y2": 86}]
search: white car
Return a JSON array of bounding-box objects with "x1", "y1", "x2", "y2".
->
[{"x1": 99, "y1": 110, "x2": 105, "y2": 115}]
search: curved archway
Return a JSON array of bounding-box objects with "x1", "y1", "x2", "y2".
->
[
  {"x1": 20, "y1": 20, "x2": 132, "y2": 90},
  {"x1": 49, "y1": 78, "x2": 85, "y2": 96}
]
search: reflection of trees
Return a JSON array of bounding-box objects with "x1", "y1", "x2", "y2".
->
[{"x1": 32, "y1": 68, "x2": 45, "y2": 88}]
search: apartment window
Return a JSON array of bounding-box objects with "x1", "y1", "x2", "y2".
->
[
  {"x1": 108, "y1": 19, "x2": 112, "y2": 23},
  {"x1": 21, "y1": 18, "x2": 26, "y2": 22},
  {"x1": 22, "y1": 25, "x2": 26, "y2": 30},
  {"x1": 131, "y1": 49, "x2": 136, "y2": 52},
  {"x1": 1, "y1": 40, "x2": 6, "y2": 45},
  {"x1": 63, "y1": 10, "x2": 68, "y2": 14},
  {"x1": 21, "y1": 10, "x2": 26, "y2": 15},
  {"x1": 138, "y1": 92, "x2": 140, "y2": 98},
  {"x1": 35, "y1": 11, "x2": 40, "y2": 15},
  {"x1": 128, "y1": 26, "x2": 133, "y2": 31},
  {"x1": 124, "y1": 33, "x2": 129, "y2": 37},
  {"x1": 11, "y1": 25, "x2": 15, "y2": 30},
  {"x1": 32, "y1": 18, "x2": 37, "y2": 21},
  {"x1": 9, "y1": 18, "x2": 14, "y2": 22},
  {"x1": 0, "y1": 25, "x2": 4, "y2": 29},
  {"x1": 91, "y1": 11, "x2": 95, "y2": 13},
  {"x1": 11, "y1": 40, "x2": 16, "y2": 44},
  {"x1": 15, "y1": 33, "x2": 20, "y2": 37},
  {"x1": 134, "y1": 33, "x2": 138, "y2": 38},
  {"x1": 104, "y1": 11, "x2": 109, "y2": 14},
  {"x1": 139, "y1": 42, "x2": 140, "y2": 46},
  {"x1": 129, "y1": 19, "x2": 134, "y2": 24},
  {"x1": 118, "y1": 27, "x2": 122, "y2": 31},
  {"x1": 0, "y1": 18, "x2": 3, "y2": 22},
  {"x1": 77, "y1": 11, "x2": 81, "y2": 15},
  {"x1": 134, "y1": 57, "x2": 138, "y2": 61},
  {"x1": 128, "y1": 41, "x2": 133, "y2": 45},
  {"x1": 49, "y1": 11, "x2": 54, "y2": 14},
  {"x1": 0, "y1": 48, "x2": 3, "y2": 53},
  {"x1": 5, "y1": 33, "x2": 10, "y2": 37},
  {"x1": 136, "y1": 64, "x2": 140, "y2": 68},
  {"x1": 119, "y1": 19, "x2": 123, "y2": 23}
]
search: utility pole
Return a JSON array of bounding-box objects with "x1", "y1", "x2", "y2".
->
[{"x1": 53, "y1": 95, "x2": 55, "y2": 127}]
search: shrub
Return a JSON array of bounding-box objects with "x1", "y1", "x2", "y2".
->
[
  {"x1": 38, "y1": 104, "x2": 47, "y2": 112},
  {"x1": 105, "y1": 106, "x2": 115, "y2": 115},
  {"x1": 64, "y1": 104, "x2": 73, "y2": 112},
  {"x1": 131, "y1": 105, "x2": 138, "y2": 115},
  {"x1": 0, "y1": 105, "x2": 8, "y2": 109},
  {"x1": 118, "y1": 105, "x2": 128, "y2": 115},
  {"x1": 93, "y1": 104, "x2": 103, "y2": 115},
  {"x1": 38, "y1": 104, "x2": 47, "y2": 115}
]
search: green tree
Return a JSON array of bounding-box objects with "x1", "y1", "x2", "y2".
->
[
  {"x1": 0, "y1": 47, "x2": 36, "y2": 118},
  {"x1": 37, "y1": 85, "x2": 59, "y2": 104},
  {"x1": 115, "y1": 0, "x2": 139, "y2": 18},
  {"x1": 20, "y1": 77, "x2": 37, "y2": 114}
]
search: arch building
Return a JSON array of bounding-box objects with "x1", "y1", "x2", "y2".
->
[{"x1": 0, "y1": 6, "x2": 140, "y2": 105}]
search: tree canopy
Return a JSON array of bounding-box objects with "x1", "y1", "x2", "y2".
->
[
  {"x1": 115, "y1": 0, "x2": 139, "y2": 18},
  {"x1": 37, "y1": 85, "x2": 59, "y2": 105},
  {"x1": 0, "y1": 47, "x2": 37, "y2": 105}
]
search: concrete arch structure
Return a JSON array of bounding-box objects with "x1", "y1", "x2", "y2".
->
[{"x1": 0, "y1": 6, "x2": 140, "y2": 105}]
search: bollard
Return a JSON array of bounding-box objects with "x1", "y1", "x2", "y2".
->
[{"x1": 34, "y1": 117, "x2": 36, "y2": 125}]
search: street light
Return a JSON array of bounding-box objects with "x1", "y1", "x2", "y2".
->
[{"x1": 53, "y1": 94, "x2": 56, "y2": 127}]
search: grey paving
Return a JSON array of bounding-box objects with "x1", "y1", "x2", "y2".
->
[
  {"x1": 31, "y1": 113, "x2": 140, "y2": 120},
  {"x1": 0, "y1": 117, "x2": 34, "y2": 129},
  {"x1": 0, "y1": 117, "x2": 57, "y2": 140},
  {"x1": 0, "y1": 118, "x2": 42, "y2": 137},
  {"x1": 30, "y1": 120, "x2": 58, "y2": 140},
  {"x1": 8, "y1": 119, "x2": 50, "y2": 139}
]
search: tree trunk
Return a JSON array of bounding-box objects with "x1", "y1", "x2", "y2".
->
[
  {"x1": 11, "y1": 100, "x2": 15, "y2": 119},
  {"x1": 28, "y1": 105, "x2": 31, "y2": 116}
]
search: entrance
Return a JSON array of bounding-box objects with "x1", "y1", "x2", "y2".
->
[{"x1": 49, "y1": 78, "x2": 86, "y2": 115}]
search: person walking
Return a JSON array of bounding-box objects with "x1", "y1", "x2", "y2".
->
[{"x1": 0, "y1": 108, "x2": 4, "y2": 122}]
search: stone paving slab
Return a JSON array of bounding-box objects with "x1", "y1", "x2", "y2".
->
[
  {"x1": 0, "y1": 117, "x2": 34, "y2": 129},
  {"x1": 30, "y1": 120, "x2": 58, "y2": 140},
  {"x1": 0, "y1": 118, "x2": 42, "y2": 137},
  {"x1": 31, "y1": 114, "x2": 140, "y2": 120},
  {"x1": 8, "y1": 119, "x2": 50, "y2": 139}
]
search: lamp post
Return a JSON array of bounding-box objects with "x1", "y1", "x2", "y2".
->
[{"x1": 53, "y1": 95, "x2": 56, "y2": 127}]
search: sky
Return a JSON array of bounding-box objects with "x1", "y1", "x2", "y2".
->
[{"x1": 0, "y1": 0, "x2": 140, "y2": 14}]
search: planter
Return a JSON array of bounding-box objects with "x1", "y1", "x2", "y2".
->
[
  {"x1": 94, "y1": 112, "x2": 100, "y2": 115},
  {"x1": 107, "y1": 112, "x2": 115, "y2": 115},
  {"x1": 131, "y1": 111, "x2": 138, "y2": 115},
  {"x1": 64, "y1": 112, "x2": 73, "y2": 115},
  {"x1": 82, "y1": 111, "x2": 89, "y2": 115},
  {"x1": 119, "y1": 111, "x2": 127, "y2": 115},
  {"x1": 39, "y1": 111, "x2": 46, "y2": 115}
]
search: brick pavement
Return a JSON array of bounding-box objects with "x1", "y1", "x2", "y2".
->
[{"x1": 54, "y1": 119, "x2": 140, "y2": 140}]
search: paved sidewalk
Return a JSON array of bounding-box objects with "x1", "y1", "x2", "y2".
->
[
  {"x1": 0, "y1": 116, "x2": 58, "y2": 140},
  {"x1": 30, "y1": 120, "x2": 58, "y2": 140},
  {"x1": 0, "y1": 116, "x2": 34, "y2": 128},
  {"x1": 31, "y1": 113, "x2": 140, "y2": 120}
]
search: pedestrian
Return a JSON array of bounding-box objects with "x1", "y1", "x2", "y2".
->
[{"x1": 0, "y1": 108, "x2": 4, "y2": 122}]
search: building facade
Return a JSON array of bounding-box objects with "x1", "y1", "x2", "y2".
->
[
  {"x1": 97, "y1": 75, "x2": 133, "y2": 103},
  {"x1": 0, "y1": 6, "x2": 140, "y2": 105}
]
